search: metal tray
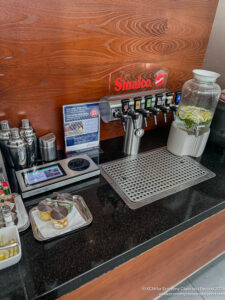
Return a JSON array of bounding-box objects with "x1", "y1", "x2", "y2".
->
[
  {"x1": 29, "y1": 195, "x2": 93, "y2": 241},
  {"x1": 0, "y1": 194, "x2": 30, "y2": 232},
  {"x1": 101, "y1": 147, "x2": 215, "y2": 209},
  {"x1": 14, "y1": 194, "x2": 30, "y2": 232}
]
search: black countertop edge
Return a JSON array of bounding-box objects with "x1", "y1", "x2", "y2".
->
[{"x1": 38, "y1": 199, "x2": 225, "y2": 300}]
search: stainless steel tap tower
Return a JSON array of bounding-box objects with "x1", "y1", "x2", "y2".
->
[{"x1": 99, "y1": 90, "x2": 176, "y2": 156}]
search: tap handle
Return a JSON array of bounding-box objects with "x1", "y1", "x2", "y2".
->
[
  {"x1": 169, "y1": 91, "x2": 182, "y2": 120},
  {"x1": 175, "y1": 91, "x2": 182, "y2": 105},
  {"x1": 155, "y1": 94, "x2": 167, "y2": 124},
  {"x1": 145, "y1": 95, "x2": 153, "y2": 110},
  {"x1": 129, "y1": 97, "x2": 140, "y2": 128},
  {"x1": 119, "y1": 99, "x2": 130, "y2": 132},
  {"x1": 134, "y1": 97, "x2": 142, "y2": 112},
  {"x1": 157, "y1": 93, "x2": 170, "y2": 124},
  {"x1": 166, "y1": 92, "x2": 174, "y2": 106},
  {"x1": 134, "y1": 97, "x2": 150, "y2": 128},
  {"x1": 155, "y1": 93, "x2": 164, "y2": 108},
  {"x1": 121, "y1": 99, "x2": 130, "y2": 115},
  {"x1": 144, "y1": 95, "x2": 154, "y2": 126}
]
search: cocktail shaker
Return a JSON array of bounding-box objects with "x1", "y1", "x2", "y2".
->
[
  {"x1": 7, "y1": 128, "x2": 27, "y2": 170},
  {"x1": 20, "y1": 119, "x2": 38, "y2": 160},
  {"x1": 0, "y1": 120, "x2": 11, "y2": 162},
  {"x1": 39, "y1": 133, "x2": 57, "y2": 162},
  {"x1": 24, "y1": 131, "x2": 36, "y2": 167}
]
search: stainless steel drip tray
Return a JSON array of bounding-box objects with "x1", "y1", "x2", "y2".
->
[{"x1": 100, "y1": 148, "x2": 215, "y2": 209}]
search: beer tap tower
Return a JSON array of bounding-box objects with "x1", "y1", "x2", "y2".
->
[
  {"x1": 99, "y1": 63, "x2": 179, "y2": 155},
  {"x1": 100, "y1": 92, "x2": 177, "y2": 155}
]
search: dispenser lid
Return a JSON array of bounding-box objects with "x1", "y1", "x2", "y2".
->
[{"x1": 193, "y1": 69, "x2": 220, "y2": 83}]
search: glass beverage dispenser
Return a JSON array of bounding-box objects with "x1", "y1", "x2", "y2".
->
[{"x1": 167, "y1": 69, "x2": 221, "y2": 157}]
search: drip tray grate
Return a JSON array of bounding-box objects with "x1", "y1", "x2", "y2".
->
[{"x1": 100, "y1": 148, "x2": 215, "y2": 209}]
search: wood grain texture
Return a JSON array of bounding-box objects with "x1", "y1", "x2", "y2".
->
[
  {"x1": 59, "y1": 208, "x2": 225, "y2": 300},
  {"x1": 0, "y1": 0, "x2": 218, "y2": 148}
]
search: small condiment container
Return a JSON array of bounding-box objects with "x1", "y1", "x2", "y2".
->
[
  {"x1": 50, "y1": 206, "x2": 68, "y2": 229},
  {"x1": 37, "y1": 202, "x2": 52, "y2": 221},
  {"x1": 2, "y1": 205, "x2": 13, "y2": 224}
]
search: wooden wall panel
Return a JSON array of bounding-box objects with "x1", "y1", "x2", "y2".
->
[{"x1": 0, "y1": 0, "x2": 218, "y2": 149}]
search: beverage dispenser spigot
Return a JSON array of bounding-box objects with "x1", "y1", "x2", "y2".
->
[
  {"x1": 145, "y1": 95, "x2": 160, "y2": 126},
  {"x1": 127, "y1": 100, "x2": 139, "y2": 130},
  {"x1": 166, "y1": 92, "x2": 174, "y2": 106},
  {"x1": 156, "y1": 94, "x2": 170, "y2": 123},
  {"x1": 134, "y1": 97, "x2": 150, "y2": 128},
  {"x1": 112, "y1": 99, "x2": 130, "y2": 132},
  {"x1": 170, "y1": 91, "x2": 181, "y2": 119},
  {"x1": 121, "y1": 99, "x2": 130, "y2": 115},
  {"x1": 113, "y1": 110, "x2": 126, "y2": 132},
  {"x1": 99, "y1": 90, "x2": 172, "y2": 156},
  {"x1": 123, "y1": 97, "x2": 144, "y2": 155}
]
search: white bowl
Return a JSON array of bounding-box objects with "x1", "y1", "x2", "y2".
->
[{"x1": 0, "y1": 225, "x2": 22, "y2": 270}]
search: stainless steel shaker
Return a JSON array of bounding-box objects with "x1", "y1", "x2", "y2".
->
[
  {"x1": 24, "y1": 130, "x2": 36, "y2": 167},
  {"x1": 7, "y1": 128, "x2": 27, "y2": 170},
  {"x1": 0, "y1": 120, "x2": 11, "y2": 163},
  {"x1": 39, "y1": 133, "x2": 57, "y2": 162},
  {"x1": 20, "y1": 119, "x2": 38, "y2": 159}
]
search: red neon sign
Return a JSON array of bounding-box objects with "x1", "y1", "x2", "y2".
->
[
  {"x1": 114, "y1": 76, "x2": 152, "y2": 92},
  {"x1": 155, "y1": 73, "x2": 164, "y2": 86},
  {"x1": 108, "y1": 63, "x2": 168, "y2": 96}
]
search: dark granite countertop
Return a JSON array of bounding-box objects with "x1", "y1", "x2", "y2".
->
[{"x1": 1, "y1": 127, "x2": 225, "y2": 300}]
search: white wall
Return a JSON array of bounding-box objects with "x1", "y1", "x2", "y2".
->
[{"x1": 203, "y1": 0, "x2": 225, "y2": 89}]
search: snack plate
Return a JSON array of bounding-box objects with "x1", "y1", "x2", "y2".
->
[
  {"x1": 14, "y1": 194, "x2": 30, "y2": 232},
  {"x1": 29, "y1": 196, "x2": 93, "y2": 242}
]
